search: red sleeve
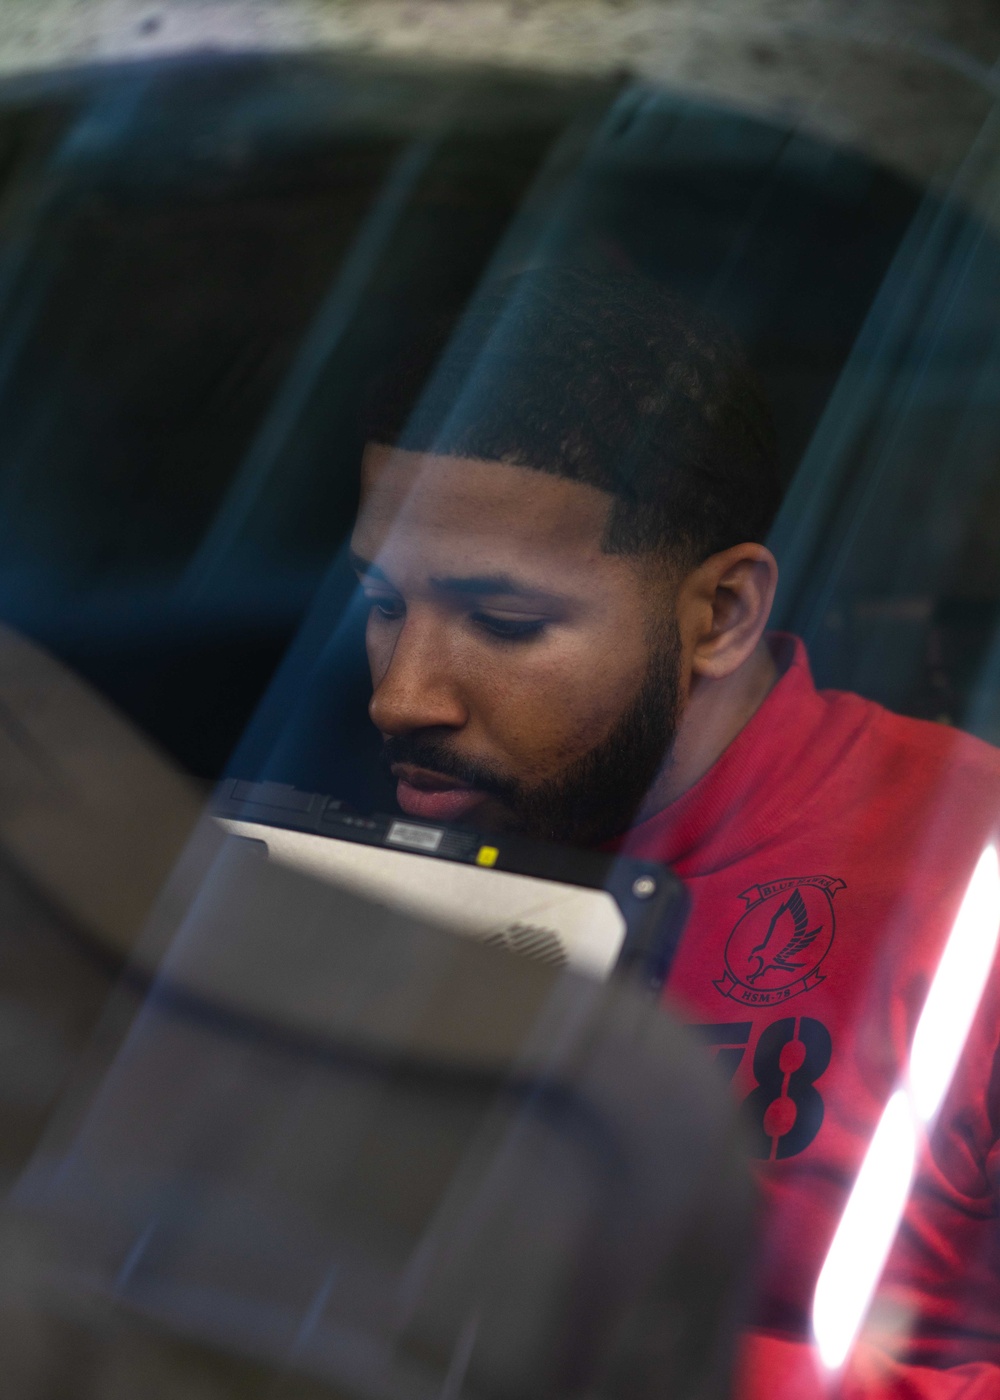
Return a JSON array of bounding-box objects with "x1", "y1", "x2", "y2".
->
[
  {"x1": 738, "y1": 1333, "x2": 1000, "y2": 1399},
  {"x1": 869, "y1": 972, "x2": 1000, "y2": 1378},
  {"x1": 738, "y1": 969, "x2": 1000, "y2": 1399}
]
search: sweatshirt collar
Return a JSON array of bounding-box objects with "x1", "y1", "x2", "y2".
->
[{"x1": 615, "y1": 634, "x2": 865, "y2": 875}]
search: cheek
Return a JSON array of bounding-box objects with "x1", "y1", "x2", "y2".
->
[{"x1": 470, "y1": 631, "x2": 648, "y2": 773}]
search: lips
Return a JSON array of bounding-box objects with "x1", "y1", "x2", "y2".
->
[{"x1": 393, "y1": 765, "x2": 487, "y2": 824}]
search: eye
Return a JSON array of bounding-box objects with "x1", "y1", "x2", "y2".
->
[
  {"x1": 365, "y1": 592, "x2": 404, "y2": 622},
  {"x1": 472, "y1": 613, "x2": 547, "y2": 641}
]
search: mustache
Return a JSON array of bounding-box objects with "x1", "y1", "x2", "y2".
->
[{"x1": 382, "y1": 734, "x2": 522, "y2": 804}]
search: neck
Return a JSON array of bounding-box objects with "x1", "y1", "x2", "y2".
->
[{"x1": 638, "y1": 638, "x2": 779, "y2": 819}]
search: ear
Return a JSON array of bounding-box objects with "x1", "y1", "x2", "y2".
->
[{"x1": 681, "y1": 543, "x2": 779, "y2": 681}]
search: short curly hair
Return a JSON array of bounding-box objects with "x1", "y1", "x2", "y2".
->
[{"x1": 364, "y1": 267, "x2": 781, "y2": 569}]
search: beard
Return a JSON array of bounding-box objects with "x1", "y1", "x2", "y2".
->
[{"x1": 382, "y1": 621, "x2": 682, "y2": 847}]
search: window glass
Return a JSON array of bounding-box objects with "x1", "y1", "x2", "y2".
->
[{"x1": 0, "y1": 20, "x2": 999, "y2": 1400}]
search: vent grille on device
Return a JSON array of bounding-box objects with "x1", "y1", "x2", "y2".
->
[{"x1": 482, "y1": 922, "x2": 568, "y2": 967}]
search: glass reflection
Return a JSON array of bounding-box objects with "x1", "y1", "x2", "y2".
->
[{"x1": 813, "y1": 845, "x2": 1000, "y2": 1373}]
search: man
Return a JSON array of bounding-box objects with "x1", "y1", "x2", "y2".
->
[{"x1": 349, "y1": 269, "x2": 1000, "y2": 1398}]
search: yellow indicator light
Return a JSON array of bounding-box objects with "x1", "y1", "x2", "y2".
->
[{"x1": 476, "y1": 846, "x2": 499, "y2": 868}]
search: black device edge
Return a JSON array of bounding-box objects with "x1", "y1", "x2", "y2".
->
[{"x1": 212, "y1": 780, "x2": 688, "y2": 990}]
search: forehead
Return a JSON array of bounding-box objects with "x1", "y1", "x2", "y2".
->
[{"x1": 353, "y1": 445, "x2": 615, "y2": 574}]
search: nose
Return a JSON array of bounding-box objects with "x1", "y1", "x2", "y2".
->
[{"x1": 368, "y1": 611, "x2": 468, "y2": 738}]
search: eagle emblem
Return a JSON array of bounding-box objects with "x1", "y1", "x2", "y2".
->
[{"x1": 715, "y1": 876, "x2": 844, "y2": 1007}]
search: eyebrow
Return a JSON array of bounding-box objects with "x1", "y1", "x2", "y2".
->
[
  {"x1": 349, "y1": 551, "x2": 563, "y2": 601},
  {"x1": 350, "y1": 550, "x2": 389, "y2": 582}
]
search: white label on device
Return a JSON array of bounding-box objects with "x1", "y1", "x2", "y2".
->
[{"x1": 387, "y1": 821, "x2": 443, "y2": 852}]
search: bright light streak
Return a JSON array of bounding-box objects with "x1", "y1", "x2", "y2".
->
[
  {"x1": 812, "y1": 845, "x2": 1000, "y2": 1372},
  {"x1": 909, "y1": 844, "x2": 1000, "y2": 1122},
  {"x1": 812, "y1": 1090, "x2": 916, "y2": 1371}
]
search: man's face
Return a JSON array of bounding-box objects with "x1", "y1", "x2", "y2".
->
[{"x1": 350, "y1": 445, "x2": 684, "y2": 845}]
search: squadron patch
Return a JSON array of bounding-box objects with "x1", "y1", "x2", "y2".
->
[{"x1": 715, "y1": 875, "x2": 844, "y2": 1007}]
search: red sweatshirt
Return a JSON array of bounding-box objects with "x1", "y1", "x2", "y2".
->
[{"x1": 618, "y1": 635, "x2": 1000, "y2": 1399}]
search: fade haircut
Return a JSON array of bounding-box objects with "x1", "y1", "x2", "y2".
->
[{"x1": 364, "y1": 267, "x2": 781, "y2": 569}]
